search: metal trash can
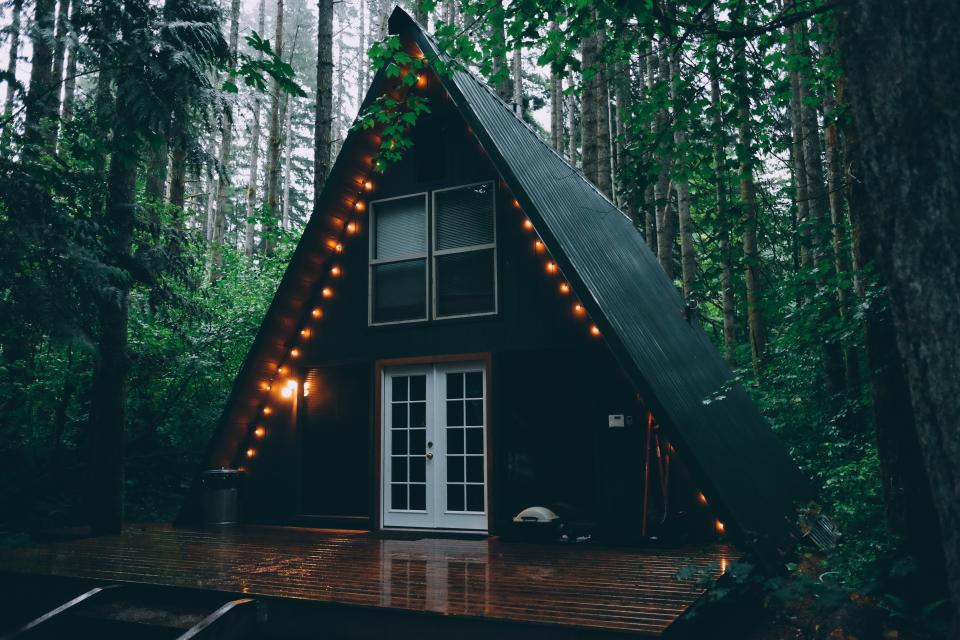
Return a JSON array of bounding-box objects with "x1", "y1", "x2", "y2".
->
[{"x1": 202, "y1": 468, "x2": 243, "y2": 527}]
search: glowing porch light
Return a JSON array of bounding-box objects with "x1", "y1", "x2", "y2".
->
[
  {"x1": 559, "y1": 282, "x2": 571, "y2": 295},
  {"x1": 311, "y1": 307, "x2": 323, "y2": 319},
  {"x1": 254, "y1": 426, "x2": 266, "y2": 439},
  {"x1": 589, "y1": 325, "x2": 601, "y2": 337},
  {"x1": 322, "y1": 287, "x2": 333, "y2": 299}
]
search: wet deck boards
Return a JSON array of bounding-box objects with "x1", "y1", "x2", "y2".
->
[{"x1": 0, "y1": 525, "x2": 736, "y2": 637}]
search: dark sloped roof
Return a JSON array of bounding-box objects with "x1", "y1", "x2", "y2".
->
[{"x1": 388, "y1": 7, "x2": 810, "y2": 539}]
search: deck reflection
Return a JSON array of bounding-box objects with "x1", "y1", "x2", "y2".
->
[{"x1": 0, "y1": 525, "x2": 735, "y2": 636}]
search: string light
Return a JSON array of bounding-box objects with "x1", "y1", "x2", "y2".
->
[
  {"x1": 334, "y1": 242, "x2": 344, "y2": 253},
  {"x1": 415, "y1": 74, "x2": 427, "y2": 88},
  {"x1": 254, "y1": 426, "x2": 266, "y2": 439},
  {"x1": 512, "y1": 198, "x2": 521, "y2": 209},
  {"x1": 546, "y1": 261, "x2": 558, "y2": 275},
  {"x1": 534, "y1": 240, "x2": 545, "y2": 253},
  {"x1": 311, "y1": 307, "x2": 323, "y2": 319},
  {"x1": 523, "y1": 219, "x2": 534, "y2": 231},
  {"x1": 363, "y1": 180, "x2": 374, "y2": 191},
  {"x1": 559, "y1": 282, "x2": 571, "y2": 295},
  {"x1": 590, "y1": 324, "x2": 601, "y2": 337},
  {"x1": 330, "y1": 265, "x2": 342, "y2": 277},
  {"x1": 354, "y1": 201, "x2": 366, "y2": 213},
  {"x1": 346, "y1": 221, "x2": 358, "y2": 234},
  {"x1": 573, "y1": 303, "x2": 586, "y2": 317},
  {"x1": 278, "y1": 365, "x2": 288, "y2": 375},
  {"x1": 262, "y1": 406, "x2": 272, "y2": 416},
  {"x1": 322, "y1": 287, "x2": 333, "y2": 298},
  {"x1": 246, "y1": 448, "x2": 256, "y2": 458},
  {"x1": 300, "y1": 328, "x2": 311, "y2": 339},
  {"x1": 697, "y1": 492, "x2": 708, "y2": 506},
  {"x1": 289, "y1": 348, "x2": 300, "y2": 359},
  {"x1": 715, "y1": 520, "x2": 725, "y2": 534}
]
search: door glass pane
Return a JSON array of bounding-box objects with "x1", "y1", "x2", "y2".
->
[
  {"x1": 375, "y1": 196, "x2": 426, "y2": 259},
  {"x1": 448, "y1": 456, "x2": 464, "y2": 482},
  {"x1": 410, "y1": 375, "x2": 426, "y2": 401},
  {"x1": 447, "y1": 427, "x2": 463, "y2": 454},
  {"x1": 410, "y1": 457, "x2": 426, "y2": 483},
  {"x1": 410, "y1": 429, "x2": 426, "y2": 455},
  {"x1": 435, "y1": 183, "x2": 494, "y2": 251},
  {"x1": 391, "y1": 457, "x2": 407, "y2": 482},
  {"x1": 465, "y1": 427, "x2": 483, "y2": 454},
  {"x1": 446, "y1": 400, "x2": 463, "y2": 427},
  {"x1": 465, "y1": 372, "x2": 483, "y2": 398},
  {"x1": 447, "y1": 486, "x2": 465, "y2": 511},
  {"x1": 391, "y1": 430, "x2": 407, "y2": 455},
  {"x1": 466, "y1": 484, "x2": 484, "y2": 512},
  {"x1": 372, "y1": 259, "x2": 426, "y2": 323},
  {"x1": 466, "y1": 456, "x2": 483, "y2": 483},
  {"x1": 391, "y1": 484, "x2": 407, "y2": 510},
  {"x1": 465, "y1": 400, "x2": 483, "y2": 426},
  {"x1": 447, "y1": 373, "x2": 464, "y2": 399},
  {"x1": 410, "y1": 484, "x2": 426, "y2": 511},
  {"x1": 392, "y1": 376, "x2": 408, "y2": 401},
  {"x1": 410, "y1": 401, "x2": 426, "y2": 428},
  {"x1": 391, "y1": 402, "x2": 407, "y2": 429}
]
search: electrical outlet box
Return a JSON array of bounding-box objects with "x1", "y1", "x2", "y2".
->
[{"x1": 608, "y1": 414, "x2": 625, "y2": 428}]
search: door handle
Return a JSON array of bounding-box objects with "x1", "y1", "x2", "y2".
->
[{"x1": 426, "y1": 452, "x2": 434, "y2": 460}]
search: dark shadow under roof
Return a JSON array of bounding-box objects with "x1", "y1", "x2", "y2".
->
[{"x1": 387, "y1": 7, "x2": 810, "y2": 540}]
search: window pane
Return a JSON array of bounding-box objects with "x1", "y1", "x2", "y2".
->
[
  {"x1": 447, "y1": 373, "x2": 464, "y2": 399},
  {"x1": 435, "y1": 183, "x2": 494, "y2": 250},
  {"x1": 391, "y1": 430, "x2": 408, "y2": 455},
  {"x1": 436, "y1": 250, "x2": 495, "y2": 317},
  {"x1": 391, "y1": 403, "x2": 407, "y2": 429},
  {"x1": 465, "y1": 372, "x2": 483, "y2": 398},
  {"x1": 372, "y1": 259, "x2": 426, "y2": 323},
  {"x1": 391, "y1": 457, "x2": 407, "y2": 482},
  {"x1": 392, "y1": 377, "x2": 408, "y2": 401},
  {"x1": 447, "y1": 427, "x2": 464, "y2": 454},
  {"x1": 409, "y1": 375, "x2": 426, "y2": 401},
  {"x1": 410, "y1": 484, "x2": 426, "y2": 511},
  {"x1": 446, "y1": 400, "x2": 464, "y2": 427},
  {"x1": 410, "y1": 429, "x2": 426, "y2": 455},
  {"x1": 448, "y1": 456, "x2": 464, "y2": 483},
  {"x1": 410, "y1": 457, "x2": 426, "y2": 483},
  {"x1": 410, "y1": 401, "x2": 426, "y2": 428},
  {"x1": 465, "y1": 427, "x2": 483, "y2": 454},
  {"x1": 374, "y1": 196, "x2": 426, "y2": 259},
  {"x1": 465, "y1": 400, "x2": 483, "y2": 426},
  {"x1": 466, "y1": 456, "x2": 484, "y2": 483}
]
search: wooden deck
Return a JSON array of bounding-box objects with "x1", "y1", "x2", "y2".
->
[{"x1": 0, "y1": 525, "x2": 737, "y2": 638}]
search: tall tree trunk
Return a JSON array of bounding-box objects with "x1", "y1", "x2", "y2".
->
[
  {"x1": 653, "y1": 42, "x2": 674, "y2": 279},
  {"x1": 59, "y1": 0, "x2": 78, "y2": 125},
  {"x1": 263, "y1": 0, "x2": 284, "y2": 255},
  {"x1": 580, "y1": 32, "x2": 599, "y2": 185},
  {"x1": 144, "y1": 141, "x2": 168, "y2": 201},
  {"x1": 281, "y1": 93, "x2": 293, "y2": 228},
  {"x1": 1, "y1": 0, "x2": 23, "y2": 149},
  {"x1": 210, "y1": 0, "x2": 241, "y2": 282},
  {"x1": 565, "y1": 85, "x2": 577, "y2": 166},
  {"x1": 356, "y1": 0, "x2": 365, "y2": 109},
  {"x1": 315, "y1": 0, "x2": 334, "y2": 212},
  {"x1": 89, "y1": 6, "x2": 141, "y2": 533},
  {"x1": 796, "y1": 21, "x2": 847, "y2": 404},
  {"x1": 168, "y1": 138, "x2": 187, "y2": 211},
  {"x1": 709, "y1": 15, "x2": 735, "y2": 364},
  {"x1": 549, "y1": 24, "x2": 562, "y2": 151},
  {"x1": 511, "y1": 45, "x2": 523, "y2": 116},
  {"x1": 734, "y1": 35, "x2": 764, "y2": 375},
  {"x1": 615, "y1": 31, "x2": 634, "y2": 220},
  {"x1": 787, "y1": 27, "x2": 812, "y2": 273},
  {"x1": 245, "y1": 0, "x2": 266, "y2": 255},
  {"x1": 413, "y1": 1, "x2": 427, "y2": 26},
  {"x1": 670, "y1": 45, "x2": 695, "y2": 305},
  {"x1": 596, "y1": 55, "x2": 613, "y2": 198},
  {"x1": 643, "y1": 44, "x2": 657, "y2": 251},
  {"x1": 838, "y1": 0, "x2": 960, "y2": 624},
  {"x1": 49, "y1": 0, "x2": 70, "y2": 145},
  {"x1": 24, "y1": 0, "x2": 58, "y2": 152},
  {"x1": 490, "y1": 4, "x2": 510, "y2": 102}
]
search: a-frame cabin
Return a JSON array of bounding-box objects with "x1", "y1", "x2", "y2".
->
[{"x1": 179, "y1": 8, "x2": 809, "y2": 545}]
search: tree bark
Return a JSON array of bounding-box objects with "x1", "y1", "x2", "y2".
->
[
  {"x1": 580, "y1": 32, "x2": 599, "y2": 185},
  {"x1": 210, "y1": 0, "x2": 241, "y2": 282},
  {"x1": 643, "y1": 44, "x2": 657, "y2": 252},
  {"x1": 596, "y1": 54, "x2": 613, "y2": 198},
  {"x1": 512, "y1": 45, "x2": 523, "y2": 117},
  {"x1": 565, "y1": 85, "x2": 577, "y2": 166},
  {"x1": 356, "y1": 0, "x2": 365, "y2": 109},
  {"x1": 709, "y1": 13, "x2": 735, "y2": 364},
  {"x1": 168, "y1": 138, "x2": 187, "y2": 211},
  {"x1": 244, "y1": 0, "x2": 266, "y2": 255},
  {"x1": 24, "y1": 0, "x2": 58, "y2": 152},
  {"x1": 281, "y1": 90, "x2": 293, "y2": 228},
  {"x1": 490, "y1": 5, "x2": 510, "y2": 102},
  {"x1": 1, "y1": 0, "x2": 23, "y2": 149},
  {"x1": 263, "y1": 0, "x2": 284, "y2": 255},
  {"x1": 669, "y1": 45, "x2": 695, "y2": 305},
  {"x1": 315, "y1": 0, "x2": 334, "y2": 213},
  {"x1": 838, "y1": 0, "x2": 960, "y2": 623},
  {"x1": 144, "y1": 141, "x2": 168, "y2": 202},
  {"x1": 59, "y1": 0, "x2": 78, "y2": 125},
  {"x1": 653, "y1": 42, "x2": 674, "y2": 279},
  {"x1": 49, "y1": 0, "x2": 70, "y2": 146},
  {"x1": 549, "y1": 24, "x2": 562, "y2": 152},
  {"x1": 734, "y1": 35, "x2": 764, "y2": 375}
]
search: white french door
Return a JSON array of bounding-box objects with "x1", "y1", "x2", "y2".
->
[{"x1": 382, "y1": 362, "x2": 488, "y2": 531}]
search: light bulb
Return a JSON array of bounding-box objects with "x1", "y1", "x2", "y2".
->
[
  {"x1": 546, "y1": 261, "x2": 558, "y2": 274},
  {"x1": 311, "y1": 307, "x2": 323, "y2": 319},
  {"x1": 330, "y1": 265, "x2": 342, "y2": 277},
  {"x1": 254, "y1": 426, "x2": 266, "y2": 439},
  {"x1": 322, "y1": 287, "x2": 333, "y2": 298},
  {"x1": 246, "y1": 448, "x2": 256, "y2": 458},
  {"x1": 523, "y1": 219, "x2": 534, "y2": 231},
  {"x1": 559, "y1": 282, "x2": 571, "y2": 295}
]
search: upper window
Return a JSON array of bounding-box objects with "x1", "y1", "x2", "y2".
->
[{"x1": 369, "y1": 182, "x2": 496, "y2": 325}]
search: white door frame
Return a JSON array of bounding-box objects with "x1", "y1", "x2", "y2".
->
[{"x1": 380, "y1": 360, "x2": 489, "y2": 531}]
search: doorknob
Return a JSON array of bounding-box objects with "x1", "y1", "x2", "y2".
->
[{"x1": 426, "y1": 452, "x2": 434, "y2": 460}]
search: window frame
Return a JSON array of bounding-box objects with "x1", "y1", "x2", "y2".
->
[
  {"x1": 431, "y1": 180, "x2": 499, "y2": 321},
  {"x1": 367, "y1": 181, "x2": 498, "y2": 326},
  {"x1": 368, "y1": 191, "x2": 430, "y2": 326}
]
